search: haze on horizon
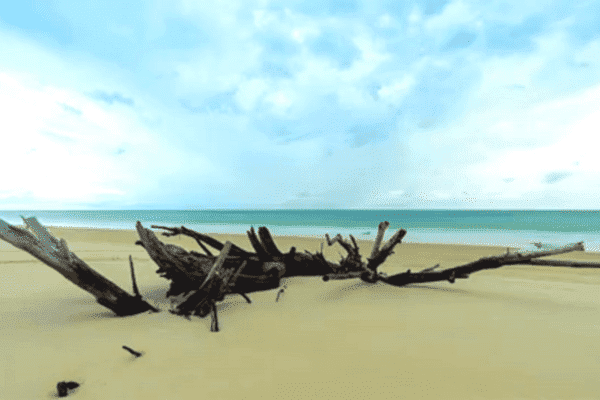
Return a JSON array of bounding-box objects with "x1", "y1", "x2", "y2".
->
[{"x1": 1, "y1": 1, "x2": 599, "y2": 210}]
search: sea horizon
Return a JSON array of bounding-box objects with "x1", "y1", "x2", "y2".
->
[{"x1": 1, "y1": 209, "x2": 599, "y2": 251}]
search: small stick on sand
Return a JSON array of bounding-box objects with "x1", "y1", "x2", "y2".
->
[{"x1": 122, "y1": 345, "x2": 143, "y2": 358}]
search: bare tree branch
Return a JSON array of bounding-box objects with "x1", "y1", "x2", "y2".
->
[
  {"x1": 369, "y1": 221, "x2": 390, "y2": 260},
  {"x1": 0, "y1": 217, "x2": 156, "y2": 316},
  {"x1": 381, "y1": 242, "x2": 585, "y2": 287}
]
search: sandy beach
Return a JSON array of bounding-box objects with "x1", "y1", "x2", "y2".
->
[{"x1": 1, "y1": 226, "x2": 600, "y2": 399}]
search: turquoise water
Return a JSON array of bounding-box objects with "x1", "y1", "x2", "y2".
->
[{"x1": 1, "y1": 210, "x2": 599, "y2": 250}]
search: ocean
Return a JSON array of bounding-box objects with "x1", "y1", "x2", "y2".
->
[{"x1": 1, "y1": 209, "x2": 599, "y2": 251}]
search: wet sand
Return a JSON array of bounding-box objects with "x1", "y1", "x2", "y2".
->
[{"x1": 1, "y1": 226, "x2": 600, "y2": 399}]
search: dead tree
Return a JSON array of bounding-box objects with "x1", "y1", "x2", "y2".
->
[
  {"x1": 0, "y1": 216, "x2": 595, "y2": 331},
  {"x1": 0, "y1": 217, "x2": 157, "y2": 316},
  {"x1": 133, "y1": 221, "x2": 407, "y2": 326},
  {"x1": 136, "y1": 221, "x2": 590, "y2": 329}
]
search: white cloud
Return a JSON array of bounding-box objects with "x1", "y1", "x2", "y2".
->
[
  {"x1": 377, "y1": 14, "x2": 397, "y2": 29},
  {"x1": 235, "y1": 78, "x2": 269, "y2": 111},
  {"x1": 265, "y1": 89, "x2": 295, "y2": 115},
  {"x1": 407, "y1": 5, "x2": 422, "y2": 37},
  {"x1": 351, "y1": 33, "x2": 391, "y2": 73},
  {"x1": 2, "y1": 0, "x2": 600, "y2": 210},
  {"x1": 0, "y1": 70, "x2": 214, "y2": 209},
  {"x1": 425, "y1": 0, "x2": 480, "y2": 32},
  {"x1": 253, "y1": 9, "x2": 279, "y2": 29},
  {"x1": 378, "y1": 74, "x2": 416, "y2": 106},
  {"x1": 465, "y1": 82, "x2": 600, "y2": 200}
]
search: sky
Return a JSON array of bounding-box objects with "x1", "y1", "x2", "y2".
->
[{"x1": 0, "y1": 0, "x2": 599, "y2": 210}]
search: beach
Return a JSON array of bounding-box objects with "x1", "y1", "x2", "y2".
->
[{"x1": 2, "y1": 226, "x2": 600, "y2": 399}]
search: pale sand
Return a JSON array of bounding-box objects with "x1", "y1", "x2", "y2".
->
[{"x1": 1, "y1": 227, "x2": 600, "y2": 399}]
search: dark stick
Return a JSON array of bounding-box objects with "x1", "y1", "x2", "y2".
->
[
  {"x1": 239, "y1": 293, "x2": 252, "y2": 303},
  {"x1": 129, "y1": 255, "x2": 141, "y2": 298},
  {"x1": 525, "y1": 259, "x2": 600, "y2": 268},
  {"x1": 128, "y1": 255, "x2": 159, "y2": 312},
  {"x1": 275, "y1": 284, "x2": 287, "y2": 302},
  {"x1": 210, "y1": 302, "x2": 219, "y2": 332},
  {"x1": 122, "y1": 345, "x2": 142, "y2": 357},
  {"x1": 151, "y1": 225, "x2": 249, "y2": 256},
  {"x1": 194, "y1": 237, "x2": 213, "y2": 256},
  {"x1": 57, "y1": 381, "x2": 80, "y2": 397}
]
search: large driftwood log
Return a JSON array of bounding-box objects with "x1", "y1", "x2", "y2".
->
[
  {"x1": 0, "y1": 217, "x2": 157, "y2": 316},
  {"x1": 0, "y1": 216, "x2": 594, "y2": 332},
  {"x1": 133, "y1": 221, "x2": 407, "y2": 326},
  {"x1": 136, "y1": 222, "x2": 590, "y2": 329}
]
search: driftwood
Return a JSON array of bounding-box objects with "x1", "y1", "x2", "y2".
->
[
  {"x1": 0, "y1": 216, "x2": 594, "y2": 331},
  {"x1": 379, "y1": 242, "x2": 585, "y2": 287},
  {"x1": 0, "y1": 217, "x2": 157, "y2": 316},
  {"x1": 134, "y1": 221, "x2": 587, "y2": 329}
]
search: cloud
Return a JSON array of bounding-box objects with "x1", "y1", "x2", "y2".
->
[
  {"x1": 2, "y1": 0, "x2": 600, "y2": 210},
  {"x1": 307, "y1": 28, "x2": 361, "y2": 69},
  {"x1": 542, "y1": 171, "x2": 572, "y2": 184},
  {"x1": 39, "y1": 130, "x2": 77, "y2": 144},
  {"x1": 0, "y1": 69, "x2": 215, "y2": 209},
  {"x1": 443, "y1": 30, "x2": 478, "y2": 50},
  {"x1": 90, "y1": 90, "x2": 134, "y2": 106},
  {"x1": 58, "y1": 102, "x2": 82, "y2": 115},
  {"x1": 180, "y1": 91, "x2": 239, "y2": 114},
  {"x1": 484, "y1": 14, "x2": 546, "y2": 55}
]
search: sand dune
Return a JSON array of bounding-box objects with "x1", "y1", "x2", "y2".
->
[{"x1": 1, "y1": 227, "x2": 600, "y2": 399}]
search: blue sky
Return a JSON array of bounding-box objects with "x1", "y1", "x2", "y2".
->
[{"x1": 1, "y1": 0, "x2": 599, "y2": 210}]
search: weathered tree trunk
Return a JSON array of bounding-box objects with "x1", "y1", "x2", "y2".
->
[{"x1": 0, "y1": 217, "x2": 157, "y2": 316}]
